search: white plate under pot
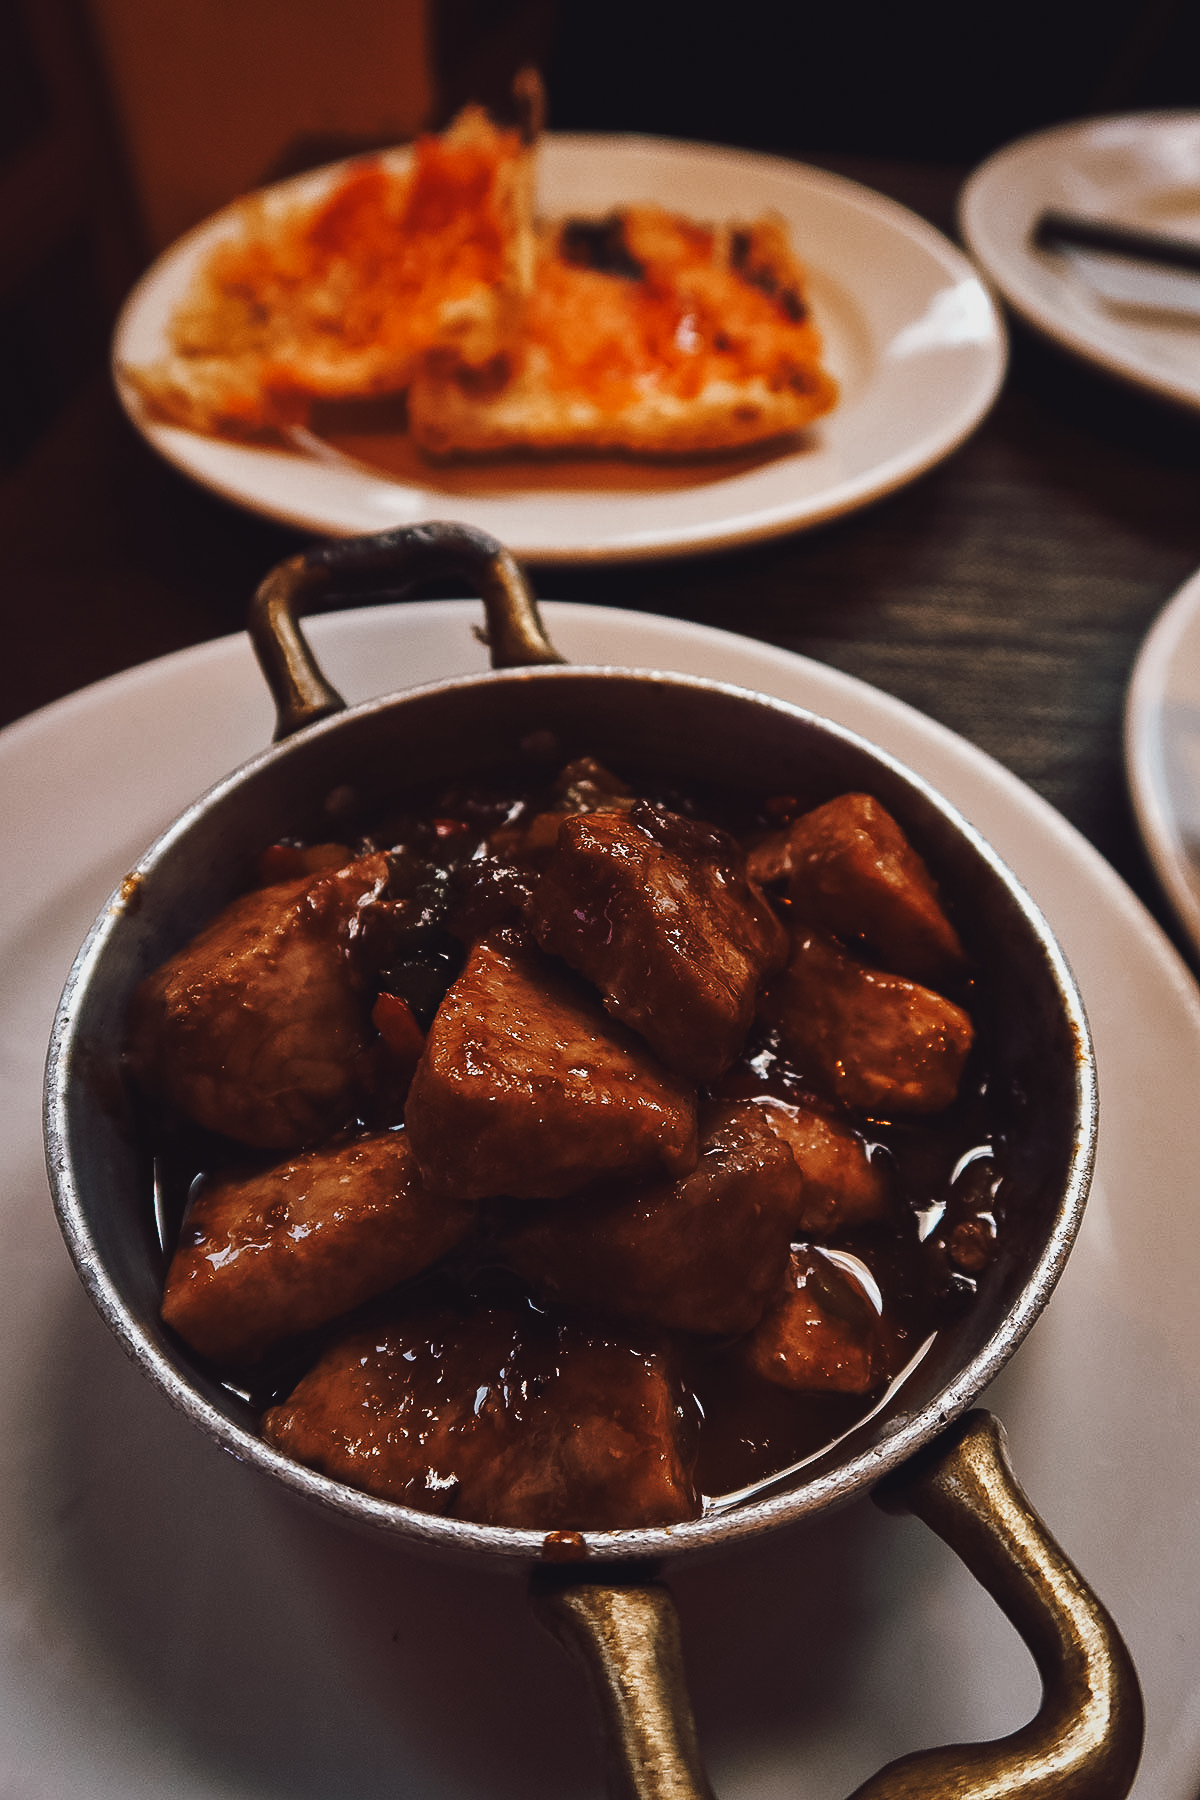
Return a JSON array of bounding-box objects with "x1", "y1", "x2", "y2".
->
[{"x1": 3, "y1": 603, "x2": 1200, "y2": 1796}]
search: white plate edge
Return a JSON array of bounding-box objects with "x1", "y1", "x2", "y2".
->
[{"x1": 1125, "y1": 564, "x2": 1200, "y2": 955}]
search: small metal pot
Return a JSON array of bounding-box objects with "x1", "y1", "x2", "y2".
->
[{"x1": 45, "y1": 523, "x2": 1142, "y2": 1800}]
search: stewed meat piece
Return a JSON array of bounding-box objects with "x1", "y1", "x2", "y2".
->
[
  {"x1": 742, "y1": 1247, "x2": 886, "y2": 1394},
  {"x1": 404, "y1": 927, "x2": 697, "y2": 1199},
  {"x1": 751, "y1": 1098, "x2": 891, "y2": 1232},
  {"x1": 161, "y1": 1127, "x2": 475, "y2": 1365},
  {"x1": 761, "y1": 929, "x2": 973, "y2": 1117},
  {"x1": 747, "y1": 793, "x2": 964, "y2": 984},
  {"x1": 500, "y1": 1102, "x2": 802, "y2": 1336},
  {"x1": 263, "y1": 1302, "x2": 701, "y2": 1528},
  {"x1": 531, "y1": 803, "x2": 787, "y2": 1084},
  {"x1": 485, "y1": 755, "x2": 636, "y2": 857},
  {"x1": 138, "y1": 762, "x2": 999, "y2": 1528},
  {"x1": 128, "y1": 854, "x2": 389, "y2": 1148}
]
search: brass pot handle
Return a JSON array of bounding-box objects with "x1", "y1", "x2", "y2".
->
[
  {"x1": 533, "y1": 1579, "x2": 716, "y2": 1800},
  {"x1": 532, "y1": 1411, "x2": 1143, "y2": 1800},
  {"x1": 248, "y1": 521, "x2": 563, "y2": 741}
]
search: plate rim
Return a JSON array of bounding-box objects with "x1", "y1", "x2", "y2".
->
[
  {"x1": 959, "y1": 108, "x2": 1200, "y2": 413},
  {"x1": 112, "y1": 130, "x2": 1006, "y2": 562},
  {"x1": 1125, "y1": 563, "x2": 1200, "y2": 954}
]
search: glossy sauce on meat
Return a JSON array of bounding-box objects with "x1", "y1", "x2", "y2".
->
[{"x1": 136, "y1": 755, "x2": 1010, "y2": 1525}]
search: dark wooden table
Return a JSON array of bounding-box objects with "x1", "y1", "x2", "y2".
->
[{"x1": 5, "y1": 156, "x2": 1200, "y2": 954}]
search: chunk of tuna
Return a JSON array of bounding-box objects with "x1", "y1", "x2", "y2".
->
[
  {"x1": 743, "y1": 1248, "x2": 885, "y2": 1394},
  {"x1": 747, "y1": 793, "x2": 964, "y2": 983},
  {"x1": 750, "y1": 1097, "x2": 890, "y2": 1232},
  {"x1": 128, "y1": 854, "x2": 390, "y2": 1148},
  {"x1": 161, "y1": 1128, "x2": 474, "y2": 1364},
  {"x1": 760, "y1": 930, "x2": 973, "y2": 1116},
  {"x1": 404, "y1": 928, "x2": 697, "y2": 1199},
  {"x1": 501, "y1": 1102, "x2": 801, "y2": 1336},
  {"x1": 263, "y1": 1303, "x2": 701, "y2": 1528},
  {"x1": 531, "y1": 803, "x2": 787, "y2": 1084}
]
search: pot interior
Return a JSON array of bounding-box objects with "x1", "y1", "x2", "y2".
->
[{"x1": 46, "y1": 667, "x2": 1094, "y2": 1566}]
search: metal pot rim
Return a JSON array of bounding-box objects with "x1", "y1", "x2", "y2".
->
[{"x1": 44, "y1": 662, "x2": 1096, "y2": 1569}]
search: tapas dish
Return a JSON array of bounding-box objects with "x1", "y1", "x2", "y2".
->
[
  {"x1": 46, "y1": 524, "x2": 1141, "y2": 1799},
  {"x1": 5, "y1": 597, "x2": 1197, "y2": 1795},
  {"x1": 115, "y1": 127, "x2": 1004, "y2": 557}
]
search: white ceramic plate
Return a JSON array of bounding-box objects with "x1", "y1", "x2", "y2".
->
[
  {"x1": 960, "y1": 111, "x2": 1200, "y2": 411},
  {"x1": 113, "y1": 135, "x2": 1005, "y2": 561},
  {"x1": 1125, "y1": 564, "x2": 1200, "y2": 955},
  {"x1": 6, "y1": 604, "x2": 1200, "y2": 1799}
]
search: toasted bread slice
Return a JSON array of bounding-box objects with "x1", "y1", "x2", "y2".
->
[
  {"x1": 126, "y1": 100, "x2": 537, "y2": 437},
  {"x1": 407, "y1": 207, "x2": 837, "y2": 457}
]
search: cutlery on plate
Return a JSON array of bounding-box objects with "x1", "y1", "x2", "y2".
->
[{"x1": 1032, "y1": 209, "x2": 1200, "y2": 321}]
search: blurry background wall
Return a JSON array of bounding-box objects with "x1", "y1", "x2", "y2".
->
[
  {"x1": 0, "y1": 0, "x2": 139, "y2": 465},
  {"x1": 544, "y1": 0, "x2": 1200, "y2": 161},
  {"x1": 85, "y1": 0, "x2": 434, "y2": 251}
]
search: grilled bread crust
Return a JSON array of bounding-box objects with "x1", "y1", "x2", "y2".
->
[
  {"x1": 126, "y1": 104, "x2": 536, "y2": 437},
  {"x1": 409, "y1": 208, "x2": 837, "y2": 457}
]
